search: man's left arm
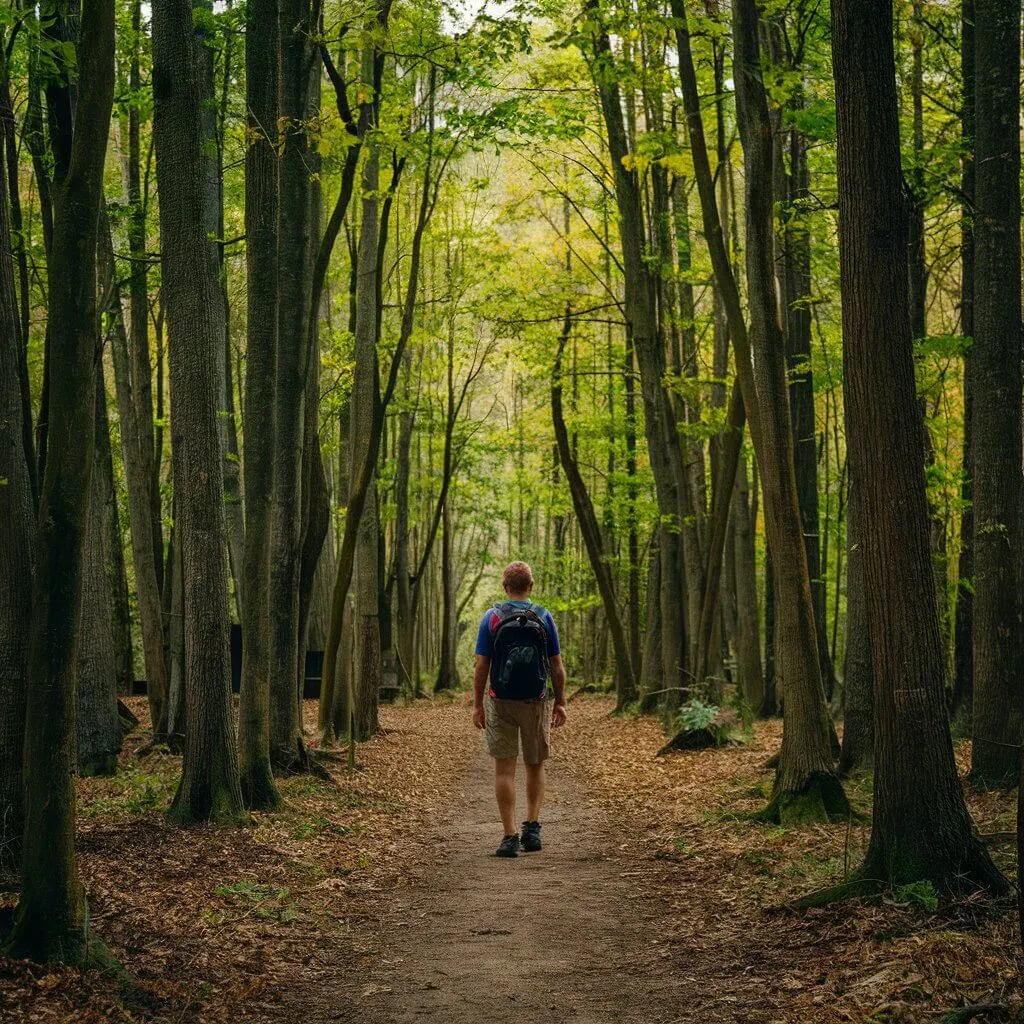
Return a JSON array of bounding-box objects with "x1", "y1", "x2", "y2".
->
[{"x1": 549, "y1": 655, "x2": 567, "y2": 727}]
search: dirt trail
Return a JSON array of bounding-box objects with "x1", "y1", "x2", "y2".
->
[{"x1": 346, "y1": 734, "x2": 688, "y2": 1024}]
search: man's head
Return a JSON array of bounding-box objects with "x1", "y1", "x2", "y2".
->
[{"x1": 502, "y1": 560, "x2": 534, "y2": 599}]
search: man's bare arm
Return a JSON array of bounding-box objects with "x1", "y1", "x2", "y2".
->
[
  {"x1": 472, "y1": 655, "x2": 490, "y2": 728},
  {"x1": 550, "y1": 655, "x2": 568, "y2": 727}
]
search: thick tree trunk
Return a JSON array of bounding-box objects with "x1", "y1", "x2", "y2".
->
[
  {"x1": 7, "y1": 0, "x2": 117, "y2": 965},
  {"x1": 0, "y1": 130, "x2": 33, "y2": 874},
  {"x1": 732, "y1": 0, "x2": 844, "y2": 821},
  {"x1": 968, "y1": 0, "x2": 1023, "y2": 788},
  {"x1": 153, "y1": 0, "x2": 244, "y2": 824},
  {"x1": 267, "y1": 0, "x2": 318, "y2": 772},
  {"x1": 237, "y1": 0, "x2": 282, "y2": 808},
  {"x1": 832, "y1": 0, "x2": 1005, "y2": 894},
  {"x1": 838, "y1": 476, "x2": 873, "y2": 775}
]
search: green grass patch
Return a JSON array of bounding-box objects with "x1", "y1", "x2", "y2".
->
[
  {"x1": 79, "y1": 764, "x2": 180, "y2": 817},
  {"x1": 211, "y1": 880, "x2": 302, "y2": 924}
]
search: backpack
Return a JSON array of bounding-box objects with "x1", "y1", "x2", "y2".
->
[{"x1": 489, "y1": 602, "x2": 550, "y2": 701}]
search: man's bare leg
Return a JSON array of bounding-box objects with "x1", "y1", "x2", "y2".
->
[
  {"x1": 525, "y1": 762, "x2": 544, "y2": 822},
  {"x1": 495, "y1": 757, "x2": 517, "y2": 835}
]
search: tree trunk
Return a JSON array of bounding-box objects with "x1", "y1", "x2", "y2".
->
[
  {"x1": 7, "y1": 0, "x2": 117, "y2": 965},
  {"x1": 153, "y1": 0, "x2": 244, "y2": 824},
  {"x1": 639, "y1": 530, "x2": 662, "y2": 713},
  {"x1": 968, "y1": 0, "x2": 1023, "y2": 788},
  {"x1": 587, "y1": 5, "x2": 687, "y2": 698},
  {"x1": 76, "y1": 376, "x2": 124, "y2": 777},
  {"x1": 103, "y1": 217, "x2": 168, "y2": 735},
  {"x1": 434, "y1": 499, "x2": 459, "y2": 692},
  {"x1": 733, "y1": 451, "x2": 762, "y2": 709},
  {"x1": 552, "y1": 321, "x2": 637, "y2": 708},
  {"x1": 352, "y1": 132, "x2": 383, "y2": 739},
  {"x1": 832, "y1": 0, "x2": 1006, "y2": 894},
  {"x1": 0, "y1": 120, "x2": 33, "y2": 873},
  {"x1": 782, "y1": 122, "x2": 834, "y2": 701},
  {"x1": 838, "y1": 475, "x2": 873, "y2": 775},
  {"x1": 950, "y1": 0, "x2": 974, "y2": 735},
  {"x1": 732, "y1": 0, "x2": 845, "y2": 822},
  {"x1": 237, "y1": 0, "x2": 282, "y2": 808}
]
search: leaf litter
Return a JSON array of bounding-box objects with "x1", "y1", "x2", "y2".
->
[{"x1": 0, "y1": 693, "x2": 1021, "y2": 1023}]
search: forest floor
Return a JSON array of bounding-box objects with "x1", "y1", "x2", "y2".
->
[{"x1": 1, "y1": 695, "x2": 1022, "y2": 1023}]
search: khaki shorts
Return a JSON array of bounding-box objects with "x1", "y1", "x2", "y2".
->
[{"x1": 485, "y1": 696, "x2": 552, "y2": 764}]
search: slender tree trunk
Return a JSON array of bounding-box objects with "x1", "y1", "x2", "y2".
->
[
  {"x1": 832, "y1": 0, "x2": 1005, "y2": 894},
  {"x1": 75, "y1": 375, "x2": 124, "y2": 776},
  {"x1": 733, "y1": 451, "x2": 762, "y2": 708},
  {"x1": 552, "y1": 321, "x2": 637, "y2": 707},
  {"x1": 951, "y1": 0, "x2": 975, "y2": 735},
  {"x1": 968, "y1": 0, "x2": 1023, "y2": 788},
  {"x1": 153, "y1": 0, "x2": 244, "y2": 824},
  {"x1": 103, "y1": 217, "x2": 168, "y2": 735},
  {"x1": 732, "y1": 0, "x2": 845, "y2": 821},
  {"x1": 7, "y1": 0, "x2": 117, "y2": 964},
  {"x1": 639, "y1": 530, "x2": 662, "y2": 712},
  {"x1": 237, "y1": 0, "x2": 282, "y2": 808},
  {"x1": 0, "y1": 122, "x2": 33, "y2": 873}
]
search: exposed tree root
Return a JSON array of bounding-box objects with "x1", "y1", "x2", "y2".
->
[
  {"x1": 657, "y1": 728, "x2": 721, "y2": 756},
  {"x1": 758, "y1": 771, "x2": 850, "y2": 825},
  {"x1": 787, "y1": 874, "x2": 883, "y2": 911},
  {"x1": 117, "y1": 700, "x2": 140, "y2": 734}
]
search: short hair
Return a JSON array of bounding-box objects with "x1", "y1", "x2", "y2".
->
[{"x1": 502, "y1": 560, "x2": 534, "y2": 593}]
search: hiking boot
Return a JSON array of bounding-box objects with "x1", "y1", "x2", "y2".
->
[
  {"x1": 496, "y1": 834, "x2": 522, "y2": 858},
  {"x1": 520, "y1": 820, "x2": 542, "y2": 852}
]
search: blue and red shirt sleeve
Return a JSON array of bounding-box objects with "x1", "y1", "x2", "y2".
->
[
  {"x1": 543, "y1": 612, "x2": 560, "y2": 657},
  {"x1": 475, "y1": 609, "x2": 500, "y2": 658}
]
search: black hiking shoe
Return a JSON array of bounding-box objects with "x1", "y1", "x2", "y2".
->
[
  {"x1": 496, "y1": 834, "x2": 521, "y2": 858},
  {"x1": 521, "y1": 820, "x2": 542, "y2": 852}
]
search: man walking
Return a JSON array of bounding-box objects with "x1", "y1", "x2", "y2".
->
[{"x1": 473, "y1": 561, "x2": 567, "y2": 857}]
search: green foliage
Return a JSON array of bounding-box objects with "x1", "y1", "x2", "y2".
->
[
  {"x1": 893, "y1": 880, "x2": 940, "y2": 913},
  {"x1": 212, "y1": 881, "x2": 302, "y2": 923}
]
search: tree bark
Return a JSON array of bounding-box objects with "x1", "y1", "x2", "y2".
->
[
  {"x1": 832, "y1": 0, "x2": 1006, "y2": 893},
  {"x1": 733, "y1": 451, "x2": 762, "y2": 709},
  {"x1": 268, "y1": 0, "x2": 319, "y2": 772},
  {"x1": 950, "y1": 0, "x2": 974, "y2": 735},
  {"x1": 732, "y1": 0, "x2": 844, "y2": 821},
  {"x1": 104, "y1": 216, "x2": 169, "y2": 733},
  {"x1": 153, "y1": 0, "x2": 244, "y2": 824},
  {"x1": 968, "y1": 0, "x2": 1023, "y2": 788},
  {"x1": 552, "y1": 320, "x2": 637, "y2": 708},
  {"x1": 0, "y1": 115, "x2": 33, "y2": 873},
  {"x1": 237, "y1": 0, "x2": 282, "y2": 808},
  {"x1": 838, "y1": 475, "x2": 873, "y2": 775},
  {"x1": 7, "y1": 0, "x2": 117, "y2": 964},
  {"x1": 76, "y1": 376, "x2": 124, "y2": 777}
]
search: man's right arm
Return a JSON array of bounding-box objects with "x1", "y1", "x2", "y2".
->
[{"x1": 473, "y1": 655, "x2": 490, "y2": 729}]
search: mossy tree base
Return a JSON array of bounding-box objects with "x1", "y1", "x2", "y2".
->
[
  {"x1": 239, "y1": 765, "x2": 283, "y2": 812},
  {"x1": 5, "y1": 895, "x2": 126, "y2": 979},
  {"x1": 168, "y1": 782, "x2": 248, "y2": 827},
  {"x1": 758, "y1": 771, "x2": 850, "y2": 825}
]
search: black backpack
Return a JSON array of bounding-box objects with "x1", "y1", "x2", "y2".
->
[{"x1": 489, "y1": 602, "x2": 550, "y2": 701}]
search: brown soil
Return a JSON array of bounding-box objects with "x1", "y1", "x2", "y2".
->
[
  {"x1": 1, "y1": 696, "x2": 1021, "y2": 1023},
  {"x1": 338, "y1": 741, "x2": 688, "y2": 1023}
]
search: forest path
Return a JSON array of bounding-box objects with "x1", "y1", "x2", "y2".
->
[{"x1": 341, "y1": 734, "x2": 694, "y2": 1023}]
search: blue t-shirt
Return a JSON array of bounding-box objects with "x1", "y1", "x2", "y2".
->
[{"x1": 475, "y1": 600, "x2": 561, "y2": 659}]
